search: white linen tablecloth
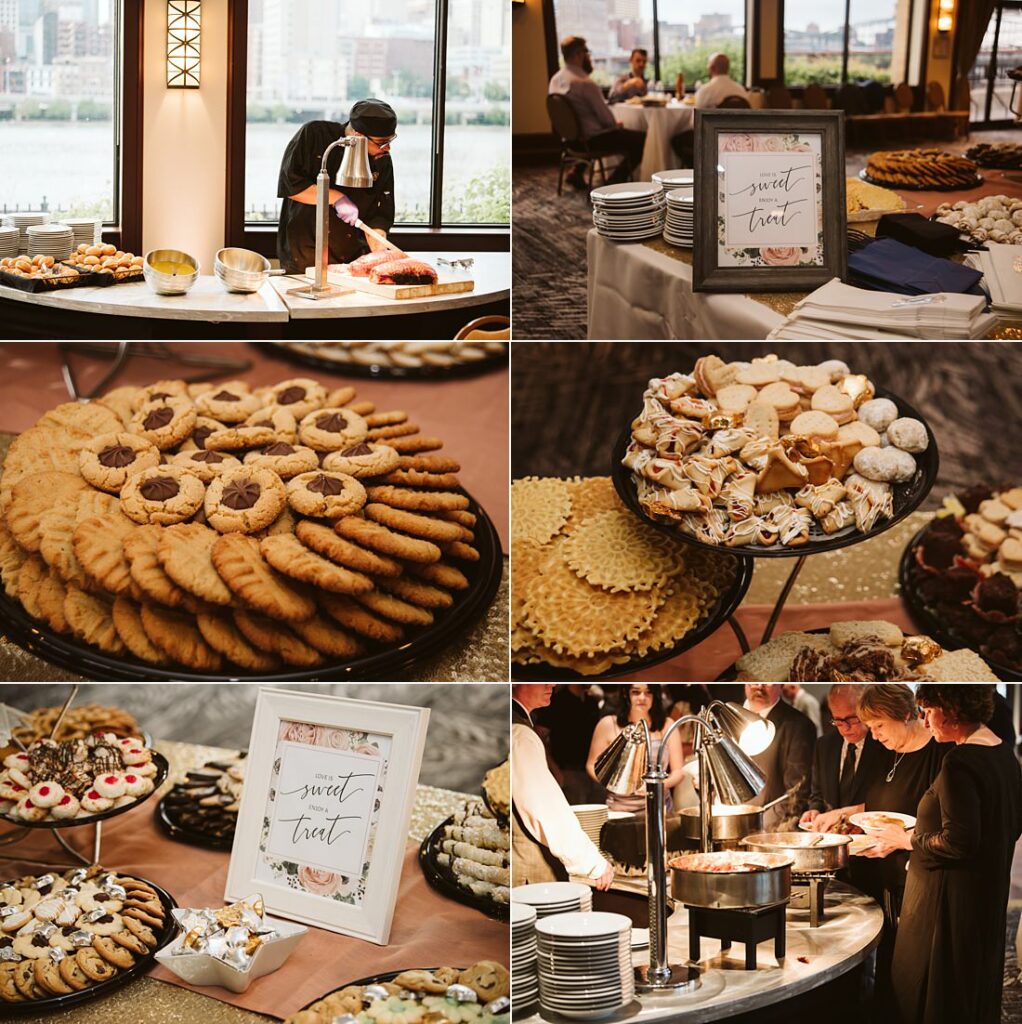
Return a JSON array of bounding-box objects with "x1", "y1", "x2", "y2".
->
[
  {"x1": 610, "y1": 102, "x2": 696, "y2": 182},
  {"x1": 586, "y1": 228, "x2": 785, "y2": 339}
]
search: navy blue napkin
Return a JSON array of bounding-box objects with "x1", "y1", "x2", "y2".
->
[{"x1": 847, "y1": 237, "x2": 984, "y2": 296}]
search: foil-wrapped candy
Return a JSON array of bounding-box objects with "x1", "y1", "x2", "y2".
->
[
  {"x1": 364, "y1": 984, "x2": 392, "y2": 1001},
  {"x1": 446, "y1": 984, "x2": 478, "y2": 1003},
  {"x1": 486, "y1": 997, "x2": 511, "y2": 1015},
  {"x1": 49, "y1": 947, "x2": 66, "y2": 964},
  {"x1": 902, "y1": 635, "x2": 942, "y2": 667},
  {"x1": 838, "y1": 374, "x2": 875, "y2": 408},
  {"x1": 33, "y1": 874, "x2": 55, "y2": 890},
  {"x1": 329, "y1": 1016, "x2": 359, "y2": 1024},
  {"x1": 172, "y1": 895, "x2": 276, "y2": 972},
  {"x1": 0, "y1": 946, "x2": 20, "y2": 962},
  {"x1": 70, "y1": 930, "x2": 94, "y2": 948}
]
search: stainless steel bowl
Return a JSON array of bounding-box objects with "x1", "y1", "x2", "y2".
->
[
  {"x1": 669, "y1": 851, "x2": 792, "y2": 909},
  {"x1": 680, "y1": 804, "x2": 763, "y2": 842},
  {"x1": 741, "y1": 832, "x2": 850, "y2": 874},
  {"x1": 143, "y1": 249, "x2": 199, "y2": 295},
  {"x1": 215, "y1": 247, "x2": 278, "y2": 293}
]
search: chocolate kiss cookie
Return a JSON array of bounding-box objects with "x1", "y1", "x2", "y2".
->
[
  {"x1": 79, "y1": 432, "x2": 161, "y2": 493},
  {"x1": 120, "y1": 465, "x2": 206, "y2": 526},
  {"x1": 204, "y1": 466, "x2": 286, "y2": 534},
  {"x1": 195, "y1": 381, "x2": 262, "y2": 423},
  {"x1": 323, "y1": 442, "x2": 400, "y2": 479},
  {"x1": 171, "y1": 449, "x2": 241, "y2": 483},
  {"x1": 297, "y1": 407, "x2": 369, "y2": 451},
  {"x1": 266, "y1": 378, "x2": 327, "y2": 420},
  {"x1": 286, "y1": 471, "x2": 367, "y2": 519},
  {"x1": 128, "y1": 395, "x2": 197, "y2": 450},
  {"x1": 243, "y1": 442, "x2": 319, "y2": 479}
]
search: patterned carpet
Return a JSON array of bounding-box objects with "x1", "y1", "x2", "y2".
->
[
  {"x1": 511, "y1": 341, "x2": 1022, "y2": 508},
  {"x1": 0, "y1": 683, "x2": 508, "y2": 793},
  {"x1": 512, "y1": 130, "x2": 1021, "y2": 339}
]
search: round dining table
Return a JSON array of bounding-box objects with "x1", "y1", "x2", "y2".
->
[{"x1": 611, "y1": 100, "x2": 697, "y2": 182}]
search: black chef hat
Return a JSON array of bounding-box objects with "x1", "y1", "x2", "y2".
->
[{"x1": 349, "y1": 99, "x2": 397, "y2": 138}]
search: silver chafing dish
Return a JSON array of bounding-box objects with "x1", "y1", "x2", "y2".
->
[
  {"x1": 740, "y1": 832, "x2": 850, "y2": 875},
  {"x1": 669, "y1": 851, "x2": 793, "y2": 909},
  {"x1": 680, "y1": 804, "x2": 763, "y2": 843}
]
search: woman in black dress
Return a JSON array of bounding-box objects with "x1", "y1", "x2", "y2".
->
[{"x1": 883, "y1": 685, "x2": 1022, "y2": 1024}]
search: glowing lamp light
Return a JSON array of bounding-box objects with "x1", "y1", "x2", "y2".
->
[{"x1": 167, "y1": 0, "x2": 201, "y2": 88}]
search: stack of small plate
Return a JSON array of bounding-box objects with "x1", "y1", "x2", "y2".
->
[
  {"x1": 511, "y1": 881, "x2": 593, "y2": 919},
  {"x1": 536, "y1": 911, "x2": 635, "y2": 1020},
  {"x1": 0, "y1": 226, "x2": 19, "y2": 259},
  {"x1": 571, "y1": 804, "x2": 609, "y2": 848},
  {"x1": 664, "y1": 190, "x2": 694, "y2": 248},
  {"x1": 26, "y1": 223, "x2": 74, "y2": 261},
  {"x1": 63, "y1": 218, "x2": 102, "y2": 249},
  {"x1": 591, "y1": 182, "x2": 665, "y2": 242},
  {"x1": 3, "y1": 211, "x2": 50, "y2": 252},
  {"x1": 511, "y1": 901, "x2": 539, "y2": 1013},
  {"x1": 652, "y1": 169, "x2": 694, "y2": 193}
]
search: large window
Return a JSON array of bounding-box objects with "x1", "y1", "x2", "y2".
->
[
  {"x1": 784, "y1": 0, "x2": 901, "y2": 86},
  {"x1": 241, "y1": 0, "x2": 509, "y2": 231},
  {"x1": 0, "y1": 0, "x2": 120, "y2": 222},
  {"x1": 551, "y1": 0, "x2": 654, "y2": 89},
  {"x1": 969, "y1": 2, "x2": 1022, "y2": 125}
]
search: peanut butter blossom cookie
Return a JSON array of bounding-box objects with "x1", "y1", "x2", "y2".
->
[{"x1": 0, "y1": 374, "x2": 483, "y2": 674}]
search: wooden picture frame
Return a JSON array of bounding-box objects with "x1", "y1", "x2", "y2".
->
[
  {"x1": 225, "y1": 688, "x2": 430, "y2": 946},
  {"x1": 693, "y1": 109, "x2": 847, "y2": 293}
]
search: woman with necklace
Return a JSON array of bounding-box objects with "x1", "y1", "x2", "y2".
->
[{"x1": 881, "y1": 686, "x2": 1022, "y2": 1024}]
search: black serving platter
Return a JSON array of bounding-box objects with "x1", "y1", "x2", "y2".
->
[
  {"x1": 5, "y1": 876, "x2": 177, "y2": 1017},
  {"x1": 0, "y1": 495, "x2": 502, "y2": 682},
  {"x1": 612, "y1": 384, "x2": 939, "y2": 559},
  {"x1": 512, "y1": 552, "x2": 753, "y2": 682},
  {"x1": 419, "y1": 815, "x2": 509, "y2": 922},
  {"x1": 267, "y1": 342, "x2": 508, "y2": 381},
  {"x1": 298, "y1": 967, "x2": 463, "y2": 1014},
  {"x1": 0, "y1": 751, "x2": 169, "y2": 831},
  {"x1": 898, "y1": 521, "x2": 1018, "y2": 682},
  {"x1": 715, "y1": 626, "x2": 830, "y2": 681},
  {"x1": 859, "y1": 169, "x2": 985, "y2": 192},
  {"x1": 154, "y1": 755, "x2": 245, "y2": 851}
]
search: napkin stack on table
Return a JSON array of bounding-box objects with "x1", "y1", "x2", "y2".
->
[
  {"x1": 966, "y1": 242, "x2": 1022, "y2": 324},
  {"x1": 767, "y1": 279, "x2": 997, "y2": 340}
]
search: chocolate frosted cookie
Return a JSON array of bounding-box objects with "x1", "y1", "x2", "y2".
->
[
  {"x1": 79, "y1": 432, "x2": 161, "y2": 492},
  {"x1": 243, "y1": 442, "x2": 319, "y2": 478},
  {"x1": 120, "y1": 465, "x2": 206, "y2": 525},
  {"x1": 265, "y1": 378, "x2": 327, "y2": 420},
  {"x1": 194, "y1": 381, "x2": 262, "y2": 423},
  {"x1": 297, "y1": 408, "x2": 369, "y2": 451},
  {"x1": 205, "y1": 466, "x2": 286, "y2": 533},
  {"x1": 129, "y1": 395, "x2": 197, "y2": 450},
  {"x1": 323, "y1": 441, "x2": 400, "y2": 478},
  {"x1": 171, "y1": 449, "x2": 241, "y2": 483},
  {"x1": 286, "y1": 471, "x2": 367, "y2": 518}
]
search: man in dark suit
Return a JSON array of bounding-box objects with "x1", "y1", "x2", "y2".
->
[
  {"x1": 743, "y1": 684, "x2": 816, "y2": 829},
  {"x1": 801, "y1": 684, "x2": 887, "y2": 826}
]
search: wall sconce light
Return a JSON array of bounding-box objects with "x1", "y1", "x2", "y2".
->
[
  {"x1": 937, "y1": 0, "x2": 954, "y2": 33},
  {"x1": 167, "y1": 0, "x2": 201, "y2": 88}
]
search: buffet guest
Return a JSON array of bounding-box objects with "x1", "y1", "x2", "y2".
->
[
  {"x1": 586, "y1": 685, "x2": 684, "y2": 815},
  {"x1": 533, "y1": 685, "x2": 605, "y2": 804},
  {"x1": 276, "y1": 99, "x2": 397, "y2": 274},
  {"x1": 512, "y1": 685, "x2": 614, "y2": 890},
  {"x1": 782, "y1": 684, "x2": 823, "y2": 736},
  {"x1": 801, "y1": 685, "x2": 886, "y2": 825},
  {"x1": 888, "y1": 686, "x2": 1022, "y2": 1024},
  {"x1": 743, "y1": 684, "x2": 815, "y2": 830},
  {"x1": 548, "y1": 36, "x2": 646, "y2": 190},
  {"x1": 608, "y1": 49, "x2": 649, "y2": 103},
  {"x1": 693, "y1": 53, "x2": 748, "y2": 109}
]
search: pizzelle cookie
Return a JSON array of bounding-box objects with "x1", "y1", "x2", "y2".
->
[
  {"x1": 211, "y1": 534, "x2": 316, "y2": 621},
  {"x1": 157, "y1": 522, "x2": 234, "y2": 605},
  {"x1": 512, "y1": 476, "x2": 572, "y2": 545}
]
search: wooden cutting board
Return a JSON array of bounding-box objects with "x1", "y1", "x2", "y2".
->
[{"x1": 305, "y1": 265, "x2": 475, "y2": 300}]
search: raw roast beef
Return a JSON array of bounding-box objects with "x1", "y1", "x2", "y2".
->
[
  {"x1": 368, "y1": 258, "x2": 438, "y2": 286},
  {"x1": 346, "y1": 250, "x2": 409, "y2": 277}
]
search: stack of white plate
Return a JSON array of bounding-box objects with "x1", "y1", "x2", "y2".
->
[
  {"x1": 652, "y1": 169, "x2": 694, "y2": 194},
  {"x1": 26, "y1": 223, "x2": 74, "y2": 260},
  {"x1": 664, "y1": 190, "x2": 694, "y2": 248},
  {"x1": 511, "y1": 901, "x2": 538, "y2": 1012},
  {"x1": 3, "y1": 211, "x2": 50, "y2": 252},
  {"x1": 511, "y1": 881, "x2": 593, "y2": 919},
  {"x1": 571, "y1": 804, "x2": 609, "y2": 848},
  {"x1": 536, "y1": 911, "x2": 635, "y2": 1020},
  {"x1": 63, "y1": 218, "x2": 102, "y2": 248},
  {"x1": 591, "y1": 182, "x2": 665, "y2": 242},
  {"x1": 0, "y1": 226, "x2": 19, "y2": 258}
]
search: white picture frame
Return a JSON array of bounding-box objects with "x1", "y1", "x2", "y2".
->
[{"x1": 225, "y1": 687, "x2": 430, "y2": 946}]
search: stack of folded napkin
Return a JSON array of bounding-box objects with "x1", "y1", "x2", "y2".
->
[
  {"x1": 966, "y1": 242, "x2": 1022, "y2": 324},
  {"x1": 767, "y1": 278, "x2": 996, "y2": 339},
  {"x1": 847, "y1": 238, "x2": 984, "y2": 296}
]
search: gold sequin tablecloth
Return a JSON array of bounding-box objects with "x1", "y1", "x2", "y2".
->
[{"x1": 4, "y1": 739, "x2": 477, "y2": 1024}]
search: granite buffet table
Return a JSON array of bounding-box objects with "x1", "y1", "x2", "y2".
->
[
  {"x1": 527, "y1": 879, "x2": 883, "y2": 1023},
  {"x1": 0, "y1": 251, "x2": 511, "y2": 341}
]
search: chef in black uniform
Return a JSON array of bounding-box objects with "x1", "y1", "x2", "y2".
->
[{"x1": 276, "y1": 99, "x2": 397, "y2": 274}]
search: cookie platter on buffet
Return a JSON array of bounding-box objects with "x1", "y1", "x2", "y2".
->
[{"x1": 0, "y1": 376, "x2": 495, "y2": 678}]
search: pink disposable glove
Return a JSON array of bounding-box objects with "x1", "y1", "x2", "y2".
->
[{"x1": 333, "y1": 194, "x2": 360, "y2": 226}]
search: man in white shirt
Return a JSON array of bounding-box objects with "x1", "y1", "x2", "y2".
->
[
  {"x1": 548, "y1": 36, "x2": 646, "y2": 189},
  {"x1": 783, "y1": 684, "x2": 823, "y2": 737},
  {"x1": 608, "y1": 48, "x2": 649, "y2": 103},
  {"x1": 512, "y1": 684, "x2": 614, "y2": 889},
  {"x1": 693, "y1": 52, "x2": 748, "y2": 109}
]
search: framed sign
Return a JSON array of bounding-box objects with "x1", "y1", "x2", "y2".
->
[
  {"x1": 226, "y1": 688, "x2": 430, "y2": 945},
  {"x1": 693, "y1": 109, "x2": 847, "y2": 293}
]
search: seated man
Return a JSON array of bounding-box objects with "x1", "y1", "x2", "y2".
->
[
  {"x1": 549, "y1": 36, "x2": 646, "y2": 189},
  {"x1": 694, "y1": 52, "x2": 748, "y2": 109},
  {"x1": 608, "y1": 48, "x2": 649, "y2": 103}
]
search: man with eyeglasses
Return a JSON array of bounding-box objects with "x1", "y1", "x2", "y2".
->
[
  {"x1": 800, "y1": 684, "x2": 886, "y2": 829},
  {"x1": 276, "y1": 99, "x2": 397, "y2": 274}
]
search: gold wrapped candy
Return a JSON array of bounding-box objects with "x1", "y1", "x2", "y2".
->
[{"x1": 902, "y1": 635, "x2": 943, "y2": 667}]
